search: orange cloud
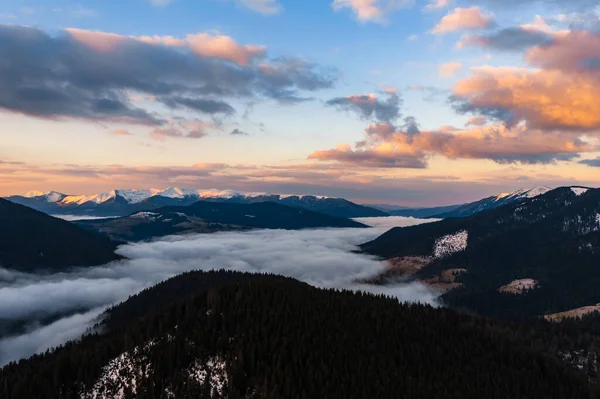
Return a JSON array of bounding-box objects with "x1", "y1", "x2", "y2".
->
[
  {"x1": 432, "y1": 7, "x2": 495, "y2": 34},
  {"x1": 526, "y1": 30, "x2": 600, "y2": 72},
  {"x1": 453, "y1": 66, "x2": 600, "y2": 131},
  {"x1": 439, "y1": 61, "x2": 463, "y2": 78},
  {"x1": 309, "y1": 122, "x2": 593, "y2": 167}
]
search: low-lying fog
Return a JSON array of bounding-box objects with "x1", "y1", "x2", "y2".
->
[{"x1": 0, "y1": 216, "x2": 437, "y2": 366}]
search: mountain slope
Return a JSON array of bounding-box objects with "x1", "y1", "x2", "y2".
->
[
  {"x1": 1, "y1": 271, "x2": 595, "y2": 398},
  {"x1": 76, "y1": 201, "x2": 367, "y2": 242},
  {"x1": 6, "y1": 189, "x2": 387, "y2": 218},
  {"x1": 361, "y1": 186, "x2": 600, "y2": 318},
  {"x1": 432, "y1": 186, "x2": 551, "y2": 218},
  {"x1": 0, "y1": 199, "x2": 121, "y2": 272}
]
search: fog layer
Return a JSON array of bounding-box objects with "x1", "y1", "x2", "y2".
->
[{"x1": 0, "y1": 217, "x2": 436, "y2": 365}]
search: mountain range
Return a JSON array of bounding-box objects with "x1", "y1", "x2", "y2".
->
[
  {"x1": 385, "y1": 186, "x2": 551, "y2": 218},
  {"x1": 76, "y1": 201, "x2": 366, "y2": 242},
  {"x1": 6, "y1": 188, "x2": 387, "y2": 219},
  {"x1": 361, "y1": 186, "x2": 600, "y2": 319},
  {"x1": 1, "y1": 271, "x2": 596, "y2": 398},
  {"x1": 0, "y1": 198, "x2": 121, "y2": 272}
]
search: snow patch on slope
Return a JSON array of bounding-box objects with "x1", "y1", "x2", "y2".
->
[
  {"x1": 571, "y1": 187, "x2": 589, "y2": 196},
  {"x1": 433, "y1": 230, "x2": 468, "y2": 258},
  {"x1": 188, "y1": 357, "x2": 228, "y2": 396},
  {"x1": 81, "y1": 342, "x2": 155, "y2": 399}
]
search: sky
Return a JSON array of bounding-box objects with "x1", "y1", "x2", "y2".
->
[{"x1": 1, "y1": 0, "x2": 600, "y2": 206}]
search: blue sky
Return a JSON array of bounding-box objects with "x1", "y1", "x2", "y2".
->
[{"x1": 1, "y1": 0, "x2": 600, "y2": 205}]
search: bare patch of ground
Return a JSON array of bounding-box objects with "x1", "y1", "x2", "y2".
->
[
  {"x1": 544, "y1": 305, "x2": 600, "y2": 322},
  {"x1": 498, "y1": 278, "x2": 538, "y2": 294},
  {"x1": 359, "y1": 258, "x2": 466, "y2": 293}
]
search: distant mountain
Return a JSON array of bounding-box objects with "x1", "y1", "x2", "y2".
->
[
  {"x1": 390, "y1": 204, "x2": 463, "y2": 218},
  {"x1": 431, "y1": 186, "x2": 551, "y2": 218},
  {"x1": 0, "y1": 199, "x2": 120, "y2": 272},
  {"x1": 6, "y1": 188, "x2": 387, "y2": 218},
  {"x1": 361, "y1": 186, "x2": 600, "y2": 319},
  {"x1": 76, "y1": 201, "x2": 367, "y2": 242},
  {"x1": 2, "y1": 271, "x2": 596, "y2": 398},
  {"x1": 364, "y1": 187, "x2": 550, "y2": 219}
]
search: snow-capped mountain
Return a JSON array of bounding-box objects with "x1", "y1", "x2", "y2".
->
[
  {"x1": 389, "y1": 186, "x2": 551, "y2": 219},
  {"x1": 429, "y1": 186, "x2": 551, "y2": 218},
  {"x1": 6, "y1": 188, "x2": 387, "y2": 218}
]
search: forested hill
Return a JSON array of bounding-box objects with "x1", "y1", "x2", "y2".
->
[
  {"x1": 360, "y1": 186, "x2": 600, "y2": 319},
  {"x1": 76, "y1": 201, "x2": 366, "y2": 242},
  {"x1": 1, "y1": 271, "x2": 597, "y2": 398},
  {"x1": 0, "y1": 199, "x2": 121, "y2": 272}
]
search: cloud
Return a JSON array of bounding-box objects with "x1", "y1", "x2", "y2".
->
[
  {"x1": 525, "y1": 30, "x2": 600, "y2": 72},
  {"x1": 309, "y1": 143, "x2": 428, "y2": 168},
  {"x1": 186, "y1": 33, "x2": 266, "y2": 66},
  {"x1": 438, "y1": 61, "x2": 463, "y2": 78},
  {"x1": 309, "y1": 120, "x2": 592, "y2": 167},
  {"x1": 230, "y1": 128, "x2": 250, "y2": 136},
  {"x1": 0, "y1": 25, "x2": 337, "y2": 130},
  {"x1": 423, "y1": 0, "x2": 452, "y2": 11},
  {"x1": 452, "y1": 65, "x2": 600, "y2": 131},
  {"x1": 332, "y1": 0, "x2": 415, "y2": 24},
  {"x1": 432, "y1": 7, "x2": 495, "y2": 34},
  {"x1": 109, "y1": 129, "x2": 132, "y2": 136},
  {"x1": 580, "y1": 157, "x2": 600, "y2": 167},
  {"x1": 326, "y1": 91, "x2": 401, "y2": 124},
  {"x1": 465, "y1": 116, "x2": 487, "y2": 126},
  {"x1": 0, "y1": 220, "x2": 438, "y2": 365},
  {"x1": 457, "y1": 28, "x2": 553, "y2": 51},
  {"x1": 150, "y1": 120, "x2": 213, "y2": 141}
]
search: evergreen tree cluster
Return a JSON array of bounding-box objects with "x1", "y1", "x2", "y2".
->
[{"x1": 1, "y1": 270, "x2": 598, "y2": 398}]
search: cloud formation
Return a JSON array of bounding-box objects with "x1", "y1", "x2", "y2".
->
[
  {"x1": 452, "y1": 66, "x2": 600, "y2": 131},
  {"x1": 0, "y1": 219, "x2": 438, "y2": 365},
  {"x1": 309, "y1": 120, "x2": 592, "y2": 167},
  {"x1": 457, "y1": 28, "x2": 552, "y2": 51},
  {"x1": 332, "y1": 0, "x2": 415, "y2": 24},
  {"x1": 423, "y1": 0, "x2": 452, "y2": 12},
  {"x1": 580, "y1": 157, "x2": 600, "y2": 167},
  {"x1": 432, "y1": 7, "x2": 495, "y2": 34},
  {"x1": 0, "y1": 25, "x2": 336, "y2": 132},
  {"x1": 439, "y1": 61, "x2": 463, "y2": 78},
  {"x1": 326, "y1": 91, "x2": 401, "y2": 124}
]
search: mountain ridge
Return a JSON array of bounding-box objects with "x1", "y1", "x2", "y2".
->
[{"x1": 6, "y1": 188, "x2": 387, "y2": 218}]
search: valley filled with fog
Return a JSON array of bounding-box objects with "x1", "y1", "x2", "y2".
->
[{"x1": 0, "y1": 216, "x2": 437, "y2": 366}]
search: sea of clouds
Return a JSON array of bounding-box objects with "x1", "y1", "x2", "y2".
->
[{"x1": 0, "y1": 216, "x2": 437, "y2": 365}]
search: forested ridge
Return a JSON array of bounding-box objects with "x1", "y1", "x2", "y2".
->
[
  {"x1": 76, "y1": 201, "x2": 366, "y2": 242},
  {"x1": 2, "y1": 270, "x2": 599, "y2": 398},
  {"x1": 0, "y1": 198, "x2": 121, "y2": 272},
  {"x1": 361, "y1": 187, "x2": 600, "y2": 318}
]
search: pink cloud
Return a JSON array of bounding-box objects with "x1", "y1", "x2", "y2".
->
[
  {"x1": 67, "y1": 28, "x2": 265, "y2": 66},
  {"x1": 187, "y1": 33, "x2": 265, "y2": 66},
  {"x1": 332, "y1": 0, "x2": 413, "y2": 24},
  {"x1": 432, "y1": 7, "x2": 495, "y2": 34},
  {"x1": 438, "y1": 61, "x2": 463, "y2": 78},
  {"x1": 66, "y1": 28, "x2": 126, "y2": 52}
]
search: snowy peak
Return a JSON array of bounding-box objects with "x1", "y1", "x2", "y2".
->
[{"x1": 495, "y1": 186, "x2": 551, "y2": 202}]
